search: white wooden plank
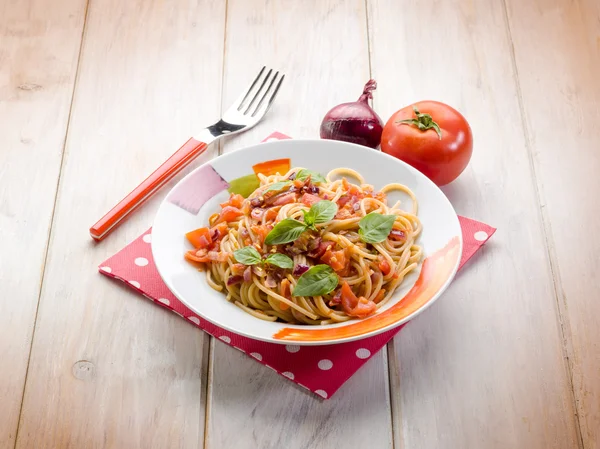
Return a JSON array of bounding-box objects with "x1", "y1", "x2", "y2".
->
[
  {"x1": 367, "y1": 0, "x2": 580, "y2": 447},
  {"x1": 0, "y1": 0, "x2": 86, "y2": 447},
  {"x1": 15, "y1": 0, "x2": 226, "y2": 447},
  {"x1": 206, "y1": 1, "x2": 394, "y2": 448},
  {"x1": 505, "y1": 0, "x2": 600, "y2": 446}
]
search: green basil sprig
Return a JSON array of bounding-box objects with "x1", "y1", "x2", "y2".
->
[
  {"x1": 264, "y1": 253, "x2": 294, "y2": 269},
  {"x1": 265, "y1": 200, "x2": 338, "y2": 245},
  {"x1": 264, "y1": 180, "x2": 291, "y2": 193},
  {"x1": 264, "y1": 218, "x2": 308, "y2": 245},
  {"x1": 296, "y1": 169, "x2": 327, "y2": 184},
  {"x1": 358, "y1": 212, "x2": 396, "y2": 243},
  {"x1": 303, "y1": 200, "x2": 337, "y2": 229},
  {"x1": 233, "y1": 246, "x2": 262, "y2": 265},
  {"x1": 233, "y1": 247, "x2": 293, "y2": 270},
  {"x1": 292, "y1": 265, "x2": 339, "y2": 297}
]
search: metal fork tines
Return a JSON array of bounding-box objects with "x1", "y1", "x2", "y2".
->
[{"x1": 198, "y1": 66, "x2": 284, "y2": 140}]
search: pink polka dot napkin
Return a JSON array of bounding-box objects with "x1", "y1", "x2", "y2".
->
[{"x1": 98, "y1": 132, "x2": 496, "y2": 399}]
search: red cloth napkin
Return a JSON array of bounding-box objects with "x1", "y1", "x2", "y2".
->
[{"x1": 99, "y1": 132, "x2": 496, "y2": 399}]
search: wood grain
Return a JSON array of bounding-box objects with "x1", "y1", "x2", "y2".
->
[
  {"x1": 367, "y1": 0, "x2": 580, "y2": 447},
  {"x1": 505, "y1": 0, "x2": 600, "y2": 446},
  {"x1": 206, "y1": 1, "x2": 393, "y2": 448},
  {"x1": 15, "y1": 0, "x2": 225, "y2": 447},
  {"x1": 0, "y1": 0, "x2": 87, "y2": 447}
]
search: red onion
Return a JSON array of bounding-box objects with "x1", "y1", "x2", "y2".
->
[
  {"x1": 320, "y1": 80, "x2": 384, "y2": 149},
  {"x1": 227, "y1": 275, "x2": 243, "y2": 286},
  {"x1": 292, "y1": 264, "x2": 309, "y2": 276},
  {"x1": 265, "y1": 274, "x2": 277, "y2": 288},
  {"x1": 243, "y1": 266, "x2": 252, "y2": 283}
]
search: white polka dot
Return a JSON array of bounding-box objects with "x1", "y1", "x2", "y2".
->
[
  {"x1": 250, "y1": 352, "x2": 263, "y2": 361},
  {"x1": 134, "y1": 257, "x2": 149, "y2": 267},
  {"x1": 188, "y1": 316, "x2": 200, "y2": 325},
  {"x1": 315, "y1": 389, "x2": 328, "y2": 399},
  {"x1": 157, "y1": 298, "x2": 170, "y2": 306},
  {"x1": 128, "y1": 280, "x2": 140, "y2": 288},
  {"x1": 285, "y1": 345, "x2": 300, "y2": 353},
  {"x1": 318, "y1": 359, "x2": 333, "y2": 370},
  {"x1": 474, "y1": 231, "x2": 488, "y2": 242},
  {"x1": 100, "y1": 266, "x2": 112, "y2": 273},
  {"x1": 356, "y1": 348, "x2": 371, "y2": 359},
  {"x1": 142, "y1": 234, "x2": 152, "y2": 243},
  {"x1": 219, "y1": 335, "x2": 231, "y2": 343},
  {"x1": 282, "y1": 371, "x2": 295, "y2": 380}
]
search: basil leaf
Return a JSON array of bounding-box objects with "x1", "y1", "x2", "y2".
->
[
  {"x1": 296, "y1": 169, "x2": 327, "y2": 184},
  {"x1": 265, "y1": 218, "x2": 307, "y2": 245},
  {"x1": 264, "y1": 180, "x2": 291, "y2": 193},
  {"x1": 306, "y1": 200, "x2": 338, "y2": 225},
  {"x1": 358, "y1": 213, "x2": 397, "y2": 243},
  {"x1": 233, "y1": 246, "x2": 262, "y2": 265},
  {"x1": 265, "y1": 253, "x2": 294, "y2": 269},
  {"x1": 292, "y1": 265, "x2": 339, "y2": 297},
  {"x1": 228, "y1": 174, "x2": 260, "y2": 198},
  {"x1": 302, "y1": 210, "x2": 314, "y2": 228}
]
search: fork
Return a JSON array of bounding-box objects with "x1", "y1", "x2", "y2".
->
[{"x1": 90, "y1": 67, "x2": 284, "y2": 241}]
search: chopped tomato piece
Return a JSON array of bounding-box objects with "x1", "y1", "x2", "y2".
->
[
  {"x1": 184, "y1": 249, "x2": 209, "y2": 263},
  {"x1": 279, "y1": 279, "x2": 291, "y2": 310},
  {"x1": 378, "y1": 256, "x2": 392, "y2": 276},
  {"x1": 301, "y1": 193, "x2": 322, "y2": 206},
  {"x1": 252, "y1": 158, "x2": 291, "y2": 177},
  {"x1": 231, "y1": 263, "x2": 246, "y2": 275},
  {"x1": 320, "y1": 249, "x2": 346, "y2": 272},
  {"x1": 307, "y1": 240, "x2": 335, "y2": 259},
  {"x1": 251, "y1": 225, "x2": 270, "y2": 245},
  {"x1": 335, "y1": 206, "x2": 355, "y2": 219},
  {"x1": 340, "y1": 282, "x2": 377, "y2": 318},
  {"x1": 215, "y1": 206, "x2": 243, "y2": 224},
  {"x1": 210, "y1": 222, "x2": 229, "y2": 241},
  {"x1": 185, "y1": 227, "x2": 212, "y2": 249},
  {"x1": 389, "y1": 229, "x2": 406, "y2": 241},
  {"x1": 342, "y1": 178, "x2": 360, "y2": 196},
  {"x1": 375, "y1": 191, "x2": 386, "y2": 202},
  {"x1": 263, "y1": 207, "x2": 280, "y2": 223},
  {"x1": 373, "y1": 289, "x2": 386, "y2": 304},
  {"x1": 337, "y1": 194, "x2": 351, "y2": 207},
  {"x1": 220, "y1": 193, "x2": 244, "y2": 209},
  {"x1": 272, "y1": 192, "x2": 297, "y2": 206}
]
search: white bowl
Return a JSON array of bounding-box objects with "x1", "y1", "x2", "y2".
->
[{"x1": 152, "y1": 139, "x2": 462, "y2": 345}]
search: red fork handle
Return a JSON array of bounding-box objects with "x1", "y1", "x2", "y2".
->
[{"x1": 90, "y1": 137, "x2": 209, "y2": 241}]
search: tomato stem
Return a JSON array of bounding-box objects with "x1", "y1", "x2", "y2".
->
[{"x1": 396, "y1": 105, "x2": 442, "y2": 139}]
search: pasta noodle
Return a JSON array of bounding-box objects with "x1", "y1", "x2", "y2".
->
[{"x1": 184, "y1": 167, "x2": 422, "y2": 325}]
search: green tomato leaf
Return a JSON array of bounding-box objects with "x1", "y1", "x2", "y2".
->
[
  {"x1": 233, "y1": 246, "x2": 262, "y2": 265},
  {"x1": 265, "y1": 218, "x2": 308, "y2": 245},
  {"x1": 264, "y1": 180, "x2": 292, "y2": 193},
  {"x1": 296, "y1": 169, "x2": 327, "y2": 184},
  {"x1": 358, "y1": 212, "x2": 396, "y2": 243},
  {"x1": 265, "y1": 253, "x2": 294, "y2": 269},
  {"x1": 292, "y1": 265, "x2": 339, "y2": 297}
]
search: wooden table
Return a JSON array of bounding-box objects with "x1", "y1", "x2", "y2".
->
[{"x1": 2, "y1": 0, "x2": 599, "y2": 447}]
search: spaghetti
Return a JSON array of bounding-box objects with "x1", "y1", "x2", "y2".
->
[{"x1": 184, "y1": 167, "x2": 422, "y2": 325}]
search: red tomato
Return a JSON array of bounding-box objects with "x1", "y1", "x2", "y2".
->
[
  {"x1": 300, "y1": 193, "x2": 322, "y2": 206},
  {"x1": 340, "y1": 282, "x2": 376, "y2": 318},
  {"x1": 215, "y1": 206, "x2": 243, "y2": 224},
  {"x1": 320, "y1": 249, "x2": 346, "y2": 272},
  {"x1": 381, "y1": 101, "x2": 473, "y2": 186},
  {"x1": 185, "y1": 227, "x2": 212, "y2": 249}
]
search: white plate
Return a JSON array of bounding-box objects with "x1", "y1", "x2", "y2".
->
[{"x1": 152, "y1": 139, "x2": 462, "y2": 345}]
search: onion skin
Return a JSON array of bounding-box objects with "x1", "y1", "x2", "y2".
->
[{"x1": 320, "y1": 79, "x2": 384, "y2": 149}]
